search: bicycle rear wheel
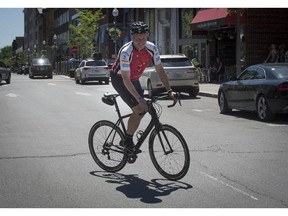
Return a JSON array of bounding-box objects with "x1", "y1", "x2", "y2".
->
[
  {"x1": 149, "y1": 124, "x2": 190, "y2": 181},
  {"x1": 88, "y1": 120, "x2": 127, "y2": 172}
]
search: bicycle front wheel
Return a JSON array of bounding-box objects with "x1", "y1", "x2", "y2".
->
[
  {"x1": 88, "y1": 120, "x2": 127, "y2": 172},
  {"x1": 149, "y1": 124, "x2": 190, "y2": 181}
]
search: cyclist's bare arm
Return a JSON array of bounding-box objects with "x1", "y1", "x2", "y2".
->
[{"x1": 154, "y1": 64, "x2": 177, "y2": 101}]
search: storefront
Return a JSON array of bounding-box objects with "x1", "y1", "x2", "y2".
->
[{"x1": 191, "y1": 8, "x2": 246, "y2": 69}]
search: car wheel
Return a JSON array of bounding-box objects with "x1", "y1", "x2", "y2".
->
[
  {"x1": 256, "y1": 95, "x2": 275, "y2": 121},
  {"x1": 80, "y1": 75, "x2": 85, "y2": 85},
  {"x1": 188, "y1": 89, "x2": 198, "y2": 98},
  {"x1": 147, "y1": 80, "x2": 154, "y2": 98},
  {"x1": 75, "y1": 77, "x2": 80, "y2": 84},
  {"x1": 6, "y1": 76, "x2": 11, "y2": 84},
  {"x1": 218, "y1": 91, "x2": 231, "y2": 114}
]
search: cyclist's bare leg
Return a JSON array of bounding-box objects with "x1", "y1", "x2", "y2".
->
[{"x1": 126, "y1": 104, "x2": 145, "y2": 136}]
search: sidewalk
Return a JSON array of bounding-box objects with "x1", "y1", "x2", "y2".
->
[{"x1": 198, "y1": 83, "x2": 220, "y2": 98}]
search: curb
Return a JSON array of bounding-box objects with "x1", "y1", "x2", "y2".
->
[{"x1": 198, "y1": 91, "x2": 218, "y2": 98}]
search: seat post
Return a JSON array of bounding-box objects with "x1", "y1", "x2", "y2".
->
[{"x1": 113, "y1": 96, "x2": 122, "y2": 119}]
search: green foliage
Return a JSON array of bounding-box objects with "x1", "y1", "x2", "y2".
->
[
  {"x1": 181, "y1": 9, "x2": 193, "y2": 38},
  {"x1": 108, "y1": 27, "x2": 121, "y2": 38},
  {"x1": 68, "y1": 9, "x2": 104, "y2": 59},
  {"x1": 0, "y1": 46, "x2": 12, "y2": 66},
  {"x1": 191, "y1": 58, "x2": 202, "y2": 68}
]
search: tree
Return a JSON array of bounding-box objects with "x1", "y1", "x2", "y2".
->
[
  {"x1": 68, "y1": 9, "x2": 104, "y2": 59},
  {"x1": 0, "y1": 46, "x2": 12, "y2": 67},
  {"x1": 181, "y1": 9, "x2": 194, "y2": 39}
]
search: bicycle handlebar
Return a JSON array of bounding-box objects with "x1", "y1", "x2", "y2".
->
[{"x1": 167, "y1": 92, "x2": 182, "y2": 108}]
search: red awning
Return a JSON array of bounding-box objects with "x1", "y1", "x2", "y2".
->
[{"x1": 191, "y1": 8, "x2": 244, "y2": 31}]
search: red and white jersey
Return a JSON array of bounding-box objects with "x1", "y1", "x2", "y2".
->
[{"x1": 111, "y1": 41, "x2": 161, "y2": 81}]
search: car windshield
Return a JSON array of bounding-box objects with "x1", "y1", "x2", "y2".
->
[
  {"x1": 86, "y1": 60, "x2": 106, "y2": 66},
  {"x1": 32, "y1": 58, "x2": 51, "y2": 65},
  {"x1": 161, "y1": 58, "x2": 192, "y2": 67},
  {"x1": 269, "y1": 66, "x2": 288, "y2": 79}
]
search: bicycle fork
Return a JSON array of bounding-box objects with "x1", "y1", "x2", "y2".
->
[{"x1": 156, "y1": 128, "x2": 174, "y2": 155}]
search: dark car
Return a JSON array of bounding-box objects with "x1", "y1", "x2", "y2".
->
[
  {"x1": 218, "y1": 63, "x2": 288, "y2": 121},
  {"x1": 29, "y1": 58, "x2": 53, "y2": 79},
  {"x1": 0, "y1": 61, "x2": 11, "y2": 84}
]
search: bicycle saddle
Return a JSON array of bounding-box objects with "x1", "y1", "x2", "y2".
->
[{"x1": 102, "y1": 93, "x2": 119, "y2": 106}]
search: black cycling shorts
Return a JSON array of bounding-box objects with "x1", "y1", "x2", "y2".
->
[{"x1": 110, "y1": 72, "x2": 144, "y2": 108}]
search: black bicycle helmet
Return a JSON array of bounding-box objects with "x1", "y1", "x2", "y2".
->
[{"x1": 130, "y1": 21, "x2": 149, "y2": 34}]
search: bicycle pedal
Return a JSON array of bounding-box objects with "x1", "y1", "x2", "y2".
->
[{"x1": 127, "y1": 154, "x2": 137, "y2": 164}]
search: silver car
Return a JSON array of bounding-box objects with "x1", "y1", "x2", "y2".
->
[
  {"x1": 139, "y1": 54, "x2": 199, "y2": 97},
  {"x1": 75, "y1": 59, "x2": 109, "y2": 85}
]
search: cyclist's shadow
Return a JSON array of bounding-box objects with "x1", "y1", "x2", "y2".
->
[{"x1": 90, "y1": 171, "x2": 193, "y2": 204}]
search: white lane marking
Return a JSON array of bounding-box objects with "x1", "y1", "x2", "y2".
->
[
  {"x1": 192, "y1": 109, "x2": 214, "y2": 112},
  {"x1": 6, "y1": 93, "x2": 20, "y2": 98},
  {"x1": 200, "y1": 171, "x2": 259, "y2": 201},
  {"x1": 266, "y1": 124, "x2": 287, "y2": 127},
  {"x1": 192, "y1": 109, "x2": 204, "y2": 112},
  {"x1": 48, "y1": 83, "x2": 56, "y2": 86},
  {"x1": 75, "y1": 92, "x2": 92, "y2": 96}
]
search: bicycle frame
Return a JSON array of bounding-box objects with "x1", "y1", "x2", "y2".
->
[{"x1": 111, "y1": 96, "x2": 163, "y2": 152}]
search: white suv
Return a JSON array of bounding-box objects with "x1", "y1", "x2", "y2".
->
[
  {"x1": 139, "y1": 54, "x2": 199, "y2": 97},
  {"x1": 75, "y1": 59, "x2": 109, "y2": 85},
  {"x1": 0, "y1": 61, "x2": 11, "y2": 84}
]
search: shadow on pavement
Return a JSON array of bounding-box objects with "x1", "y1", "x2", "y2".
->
[
  {"x1": 222, "y1": 110, "x2": 288, "y2": 124},
  {"x1": 90, "y1": 171, "x2": 193, "y2": 204}
]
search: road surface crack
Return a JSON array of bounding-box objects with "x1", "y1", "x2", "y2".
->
[{"x1": 0, "y1": 152, "x2": 89, "y2": 160}]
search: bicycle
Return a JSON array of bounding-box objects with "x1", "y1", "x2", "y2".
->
[{"x1": 88, "y1": 92, "x2": 190, "y2": 181}]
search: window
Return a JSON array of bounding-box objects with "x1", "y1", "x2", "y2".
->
[
  {"x1": 161, "y1": 58, "x2": 192, "y2": 67},
  {"x1": 239, "y1": 67, "x2": 257, "y2": 80},
  {"x1": 270, "y1": 66, "x2": 288, "y2": 79},
  {"x1": 86, "y1": 60, "x2": 107, "y2": 66},
  {"x1": 255, "y1": 68, "x2": 265, "y2": 79}
]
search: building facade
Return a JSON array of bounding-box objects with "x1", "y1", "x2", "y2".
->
[{"x1": 20, "y1": 8, "x2": 288, "y2": 74}]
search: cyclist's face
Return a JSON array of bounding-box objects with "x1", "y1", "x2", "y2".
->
[{"x1": 132, "y1": 33, "x2": 148, "y2": 50}]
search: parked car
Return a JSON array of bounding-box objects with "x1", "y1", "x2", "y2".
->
[
  {"x1": 0, "y1": 61, "x2": 11, "y2": 84},
  {"x1": 75, "y1": 58, "x2": 109, "y2": 85},
  {"x1": 218, "y1": 63, "x2": 288, "y2": 121},
  {"x1": 29, "y1": 58, "x2": 53, "y2": 79},
  {"x1": 139, "y1": 54, "x2": 199, "y2": 98}
]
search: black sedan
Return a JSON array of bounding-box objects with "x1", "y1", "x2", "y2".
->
[
  {"x1": 29, "y1": 58, "x2": 53, "y2": 79},
  {"x1": 218, "y1": 63, "x2": 288, "y2": 121}
]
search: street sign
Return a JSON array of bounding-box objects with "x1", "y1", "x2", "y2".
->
[{"x1": 71, "y1": 46, "x2": 78, "y2": 54}]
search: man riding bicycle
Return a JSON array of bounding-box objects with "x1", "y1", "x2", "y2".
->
[{"x1": 110, "y1": 21, "x2": 176, "y2": 153}]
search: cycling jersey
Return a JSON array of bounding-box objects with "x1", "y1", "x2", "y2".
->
[{"x1": 111, "y1": 41, "x2": 161, "y2": 81}]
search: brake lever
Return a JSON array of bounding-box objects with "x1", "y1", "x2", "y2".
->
[{"x1": 167, "y1": 92, "x2": 181, "y2": 108}]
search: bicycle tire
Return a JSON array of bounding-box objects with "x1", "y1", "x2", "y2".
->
[
  {"x1": 88, "y1": 120, "x2": 127, "y2": 172},
  {"x1": 149, "y1": 124, "x2": 190, "y2": 181}
]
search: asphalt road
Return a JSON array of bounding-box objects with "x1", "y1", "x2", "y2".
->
[{"x1": 1, "y1": 74, "x2": 288, "y2": 209}]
